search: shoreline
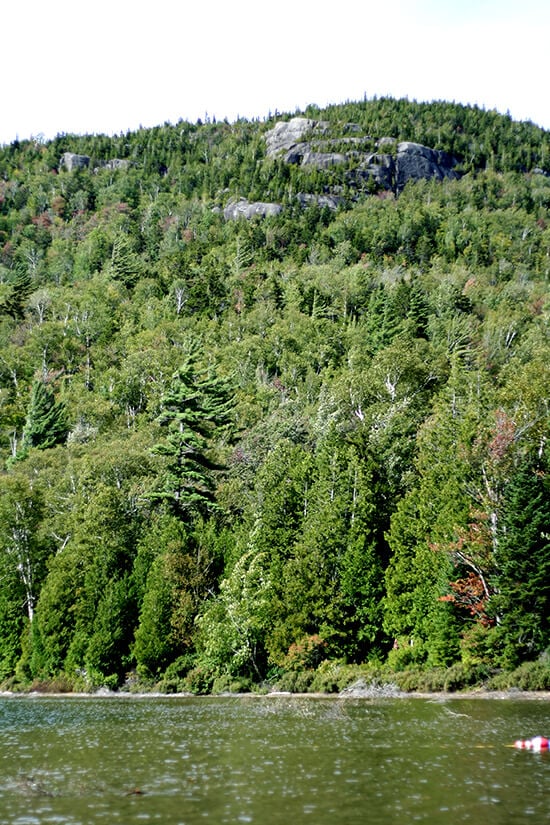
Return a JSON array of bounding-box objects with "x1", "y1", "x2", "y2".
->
[{"x1": 1, "y1": 688, "x2": 549, "y2": 701}]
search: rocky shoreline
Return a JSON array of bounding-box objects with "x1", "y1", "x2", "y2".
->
[{"x1": 2, "y1": 685, "x2": 549, "y2": 701}]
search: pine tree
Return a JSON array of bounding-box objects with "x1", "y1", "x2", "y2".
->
[
  {"x1": 150, "y1": 357, "x2": 233, "y2": 520},
  {"x1": 0, "y1": 269, "x2": 32, "y2": 319},
  {"x1": 108, "y1": 233, "x2": 143, "y2": 287},
  {"x1": 496, "y1": 456, "x2": 550, "y2": 665},
  {"x1": 19, "y1": 380, "x2": 68, "y2": 456},
  {"x1": 337, "y1": 442, "x2": 390, "y2": 661}
]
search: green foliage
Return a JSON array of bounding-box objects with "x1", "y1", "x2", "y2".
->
[
  {"x1": 272, "y1": 669, "x2": 315, "y2": 694},
  {"x1": 149, "y1": 355, "x2": 234, "y2": 519},
  {"x1": 0, "y1": 97, "x2": 549, "y2": 691},
  {"x1": 393, "y1": 668, "x2": 448, "y2": 693},
  {"x1": 0, "y1": 270, "x2": 32, "y2": 319},
  {"x1": 211, "y1": 674, "x2": 253, "y2": 695},
  {"x1": 195, "y1": 548, "x2": 273, "y2": 680},
  {"x1": 486, "y1": 659, "x2": 550, "y2": 691},
  {"x1": 494, "y1": 455, "x2": 550, "y2": 665},
  {"x1": 133, "y1": 551, "x2": 178, "y2": 677},
  {"x1": 18, "y1": 379, "x2": 68, "y2": 457}
]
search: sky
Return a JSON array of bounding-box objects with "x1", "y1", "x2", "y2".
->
[{"x1": 2, "y1": 0, "x2": 549, "y2": 145}]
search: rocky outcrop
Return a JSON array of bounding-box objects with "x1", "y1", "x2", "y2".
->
[
  {"x1": 219, "y1": 118, "x2": 463, "y2": 222},
  {"x1": 265, "y1": 117, "x2": 328, "y2": 156},
  {"x1": 395, "y1": 142, "x2": 460, "y2": 192},
  {"x1": 349, "y1": 143, "x2": 460, "y2": 192},
  {"x1": 295, "y1": 193, "x2": 343, "y2": 210},
  {"x1": 60, "y1": 153, "x2": 130, "y2": 172},
  {"x1": 264, "y1": 117, "x2": 462, "y2": 194},
  {"x1": 223, "y1": 194, "x2": 342, "y2": 221},
  {"x1": 102, "y1": 158, "x2": 131, "y2": 171},
  {"x1": 59, "y1": 152, "x2": 90, "y2": 172},
  {"x1": 353, "y1": 152, "x2": 395, "y2": 190},
  {"x1": 300, "y1": 151, "x2": 348, "y2": 169},
  {"x1": 224, "y1": 198, "x2": 283, "y2": 220}
]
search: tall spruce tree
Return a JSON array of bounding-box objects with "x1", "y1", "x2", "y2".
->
[
  {"x1": 496, "y1": 455, "x2": 550, "y2": 665},
  {"x1": 19, "y1": 379, "x2": 68, "y2": 457},
  {"x1": 0, "y1": 269, "x2": 32, "y2": 320},
  {"x1": 150, "y1": 357, "x2": 233, "y2": 520}
]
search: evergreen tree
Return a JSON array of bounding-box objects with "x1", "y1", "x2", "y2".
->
[
  {"x1": 337, "y1": 442, "x2": 390, "y2": 661},
  {"x1": 496, "y1": 456, "x2": 550, "y2": 665},
  {"x1": 19, "y1": 379, "x2": 68, "y2": 456},
  {"x1": 133, "y1": 515, "x2": 225, "y2": 677},
  {"x1": 133, "y1": 550, "x2": 178, "y2": 677},
  {"x1": 150, "y1": 357, "x2": 233, "y2": 520},
  {"x1": 0, "y1": 269, "x2": 32, "y2": 319},
  {"x1": 107, "y1": 232, "x2": 143, "y2": 288}
]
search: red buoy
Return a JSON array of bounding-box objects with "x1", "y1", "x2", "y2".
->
[{"x1": 513, "y1": 736, "x2": 550, "y2": 751}]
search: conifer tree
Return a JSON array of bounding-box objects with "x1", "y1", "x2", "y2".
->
[
  {"x1": 19, "y1": 379, "x2": 68, "y2": 456},
  {"x1": 150, "y1": 357, "x2": 233, "y2": 520},
  {"x1": 0, "y1": 269, "x2": 32, "y2": 319},
  {"x1": 496, "y1": 455, "x2": 550, "y2": 665}
]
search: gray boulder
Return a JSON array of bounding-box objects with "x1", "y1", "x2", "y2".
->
[
  {"x1": 377, "y1": 136, "x2": 397, "y2": 149},
  {"x1": 61, "y1": 153, "x2": 131, "y2": 173},
  {"x1": 265, "y1": 117, "x2": 329, "y2": 156},
  {"x1": 59, "y1": 152, "x2": 90, "y2": 172},
  {"x1": 300, "y1": 151, "x2": 348, "y2": 169},
  {"x1": 284, "y1": 146, "x2": 309, "y2": 164},
  {"x1": 396, "y1": 141, "x2": 460, "y2": 192},
  {"x1": 224, "y1": 198, "x2": 283, "y2": 220},
  {"x1": 102, "y1": 158, "x2": 131, "y2": 170},
  {"x1": 295, "y1": 193, "x2": 343, "y2": 210},
  {"x1": 354, "y1": 153, "x2": 396, "y2": 189}
]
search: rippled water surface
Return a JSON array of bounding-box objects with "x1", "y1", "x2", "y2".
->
[{"x1": 0, "y1": 693, "x2": 549, "y2": 824}]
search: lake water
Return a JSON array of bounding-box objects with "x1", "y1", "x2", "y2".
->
[{"x1": 0, "y1": 693, "x2": 549, "y2": 824}]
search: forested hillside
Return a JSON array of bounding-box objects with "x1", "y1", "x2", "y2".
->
[{"x1": 1, "y1": 98, "x2": 549, "y2": 693}]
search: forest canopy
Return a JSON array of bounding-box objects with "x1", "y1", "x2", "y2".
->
[{"x1": 0, "y1": 97, "x2": 549, "y2": 693}]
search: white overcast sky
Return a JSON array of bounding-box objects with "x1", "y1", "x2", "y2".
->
[{"x1": 2, "y1": 0, "x2": 549, "y2": 145}]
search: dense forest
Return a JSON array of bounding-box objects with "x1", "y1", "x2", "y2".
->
[{"x1": 1, "y1": 97, "x2": 549, "y2": 694}]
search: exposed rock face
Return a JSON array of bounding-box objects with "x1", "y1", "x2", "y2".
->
[
  {"x1": 295, "y1": 193, "x2": 343, "y2": 210},
  {"x1": 60, "y1": 153, "x2": 131, "y2": 172},
  {"x1": 223, "y1": 194, "x2": 342, "y2": 221},
  {"x1": 300, "y1": 151, "x2": 348, "y2": 169},
  {"x1": 377, "y1": 136, "x2": 397, "y2": 148},
  {"x1": 354, "y1": 152, "x2": 395, "y2": 190},
  {"x1": 265, "y1": 117, "x2": 328, "y2": 156},
  {"x1": 264, "y1": 118, "x2": 461, "y2": 194},
  {"x1": 102, "y1": 158, "x2": 131, "y2": 170},
  {"x1": 59, "y1": 152, "x2": 90, "y2": 172},
  {"x1": 395, "y1": 141, "x2": 460, "y2": 191},
  {"x1": 224, "y1": 198, "x2": 283, "y2": 220}
]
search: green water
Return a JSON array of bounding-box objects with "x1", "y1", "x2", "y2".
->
[{"x1": 0, "y1": 694, "x2": 549, "y2": 824}]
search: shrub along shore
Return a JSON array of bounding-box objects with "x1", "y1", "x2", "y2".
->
[{"x1": 4, "y1": 658, "x2": 550, "y2": 697}]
